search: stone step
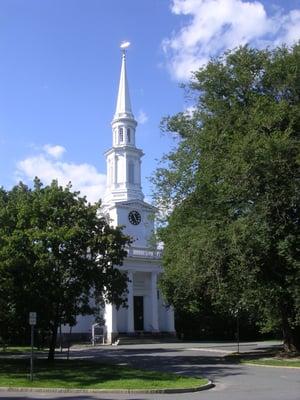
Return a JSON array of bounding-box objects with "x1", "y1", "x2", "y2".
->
[{"x1": 115, "y1": 333, "x2": 178, "y2": 345}]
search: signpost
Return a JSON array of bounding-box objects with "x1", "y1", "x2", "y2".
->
[{"x1": 29, "y1": 312, "x2": 36, "y2": 381}]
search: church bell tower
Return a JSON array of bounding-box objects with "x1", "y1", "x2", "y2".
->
[{"x1": 104, "y1": 45, "x2": 144, "y2": 204}]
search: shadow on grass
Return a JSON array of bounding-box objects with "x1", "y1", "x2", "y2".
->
[
  {"x1": 0, "y1": 358, "x2": 206, "y2": 389},
  {"x1": 0, "y1": 397, "x2": 135, "y2": 400},
  {"x1": 0, "y1": 348, "x2": 47, "y2": 357},
  {"x1": 224, "y1": 346, "x2": 283, "y2": 363}
]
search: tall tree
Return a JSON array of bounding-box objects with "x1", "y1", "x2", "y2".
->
[
  {"x1": 153, "y1": 44, "x2": 300, "y2": 352},
  {"x1": 0, "y1": 179, "x2": 130, "y2": 360}
]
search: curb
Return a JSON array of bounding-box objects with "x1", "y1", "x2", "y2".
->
[
  {"x1": 187, "y1": 347, "x2": 232, "y2": 354},
  {"x1": 0, "y1": 381, "x2": 214, "y2": 394}
]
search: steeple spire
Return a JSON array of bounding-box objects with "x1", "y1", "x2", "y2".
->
[
  {"x1": 104, "y1": 43, "x2": 144, "y2": 204},
  {"x1": 114, "y1": 43, "x2": 134, "y2": 121}
]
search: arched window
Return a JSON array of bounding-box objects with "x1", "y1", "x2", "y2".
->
[
  {"x1": 119, "y1": 127, "x2": 124, "y2": 143},
  {"x1": 127, "y1": 128, "x2": 131, "y2": 143},
  {"x1": 128, "y1": 161, "x2": 134, "y2": 184}
]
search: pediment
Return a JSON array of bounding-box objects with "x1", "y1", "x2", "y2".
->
[{"x1": 114, "y1": 199, "x2": 157, "y2": 212}]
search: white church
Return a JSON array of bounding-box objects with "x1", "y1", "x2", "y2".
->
[{"x1": 67, "y1": 45, "x2": 175, "y2": 344}]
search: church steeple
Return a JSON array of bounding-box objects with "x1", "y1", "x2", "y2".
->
[
  {"x1": 114, "y1": 49, "x2": 134, "y2": 121},
  {"x1": 111, "y1": 43, "x2": 137, "y2": 148},
  {"x1": 104, "y1": 43, "x2": 144, "y2": 204}
]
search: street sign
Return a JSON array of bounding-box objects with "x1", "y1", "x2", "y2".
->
[{"x1": 29, "y1": 312, "x2": 37, "y2": 325}]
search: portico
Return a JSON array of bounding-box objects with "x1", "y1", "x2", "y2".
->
[
  {"x1": 123, "y1": 269, "x2": 160, "y2": 333},
  {"x1": 105, "y1": 248, "x2": 174, "y2": 342}
]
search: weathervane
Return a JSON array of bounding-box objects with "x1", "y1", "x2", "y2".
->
[{"x1": 120, "y1": 41, "x2": 130, "y2": 56}]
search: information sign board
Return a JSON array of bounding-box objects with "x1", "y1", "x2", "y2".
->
[{"x1": 29, "y1": 312, "x2": 37, "y2": 325}]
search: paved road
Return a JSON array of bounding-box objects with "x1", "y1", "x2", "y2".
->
[{"x1": 1, "y1": 341, "x2": 299, "y2": 400}]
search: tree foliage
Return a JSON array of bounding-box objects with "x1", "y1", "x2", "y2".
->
[
  {"x1": 0, "y1": 179, "x2": 130, "y2": 359},
  {"x1": 153, "y1": 45, "x2": 300, "y2": 351}
]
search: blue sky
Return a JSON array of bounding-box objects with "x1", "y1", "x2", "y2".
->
[{"x1": 1, "y1": 0, "x2": 300, "y2": 202}]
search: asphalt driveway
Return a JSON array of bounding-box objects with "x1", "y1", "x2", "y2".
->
[{"x1": 0, "y1": 341, "x2": 299, "y2": 400}]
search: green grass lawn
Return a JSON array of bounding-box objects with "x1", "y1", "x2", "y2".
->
[
  {"x1": 0, "y1": 358, "x2": 208, "y2": 390},
  {"x1": 0, "y1": 346, "x2": 46, "y2": 355},
  {"x1": 225, "y1": 350, "x2": 300, "y2": 368},
  {"x1": 242, "y1": 357, "x2": 300, "y2": 368}
]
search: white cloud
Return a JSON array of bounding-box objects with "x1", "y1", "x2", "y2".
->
[
  {"x1": 276, "y1": 9, "x2": 300, "y2": 46},
  {"x1": 163, "y1": 0, "x2": 300, "y2": 80},
  {"x1": 16, "y1": 146, "x2": 106, "y2": 204},
  {"x1": 184, "y1": 105, "x2": 196, "y2": 117},
  {"x1": 43, "y1": 144, "x2": 66, "y2": 159},
  {"x1": 137, "y1": 110, "x2": 149, "y2": 124}
]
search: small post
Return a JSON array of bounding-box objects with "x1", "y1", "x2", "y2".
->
[
  {"x1": 59, "y1": 324, "x2": 62, "y2": 353},
  {"x1": 236, "y1": 312, "x2": 240, "y2": 354},
  {"x1": 30, "y1": 325, "x2": 34, "y2": 381},
  {"x1": 29, "y1": 312, "x2": 37, "y2": 381},
  {"x1": 67, "y1": 325, "x2": 72, "y2": 360}
]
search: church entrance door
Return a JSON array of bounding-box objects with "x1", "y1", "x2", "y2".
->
[{"x1": 134, "y1": 296, "x2": 144, "y2": 331}]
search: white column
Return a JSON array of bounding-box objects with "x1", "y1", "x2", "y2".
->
[
  {"x1": 105, "y1": 303, "x2": 118, "y2": 344},
  {"x1": 127, "y1": 271, "x2": 134, "y2": 333},
  {"x1": 151, "y1": 272, "x2": 159, "y2": 332},
  {"x1": 114, "y1": 155, "x2": 118, "y2": 185},
  {"x1": 107, "y1": 158, "x2": 110, "y2": 186},
  {"x1": 124, "y1": 152, "x2": 128, "y2": 184},
  {"x1": 138, "y1": 160, "x2": 142, "y2": 187},
  {"x1": 166, "y1": 305, "x2": 175, "y2": 333}
]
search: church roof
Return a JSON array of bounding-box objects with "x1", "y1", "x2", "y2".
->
[{"x1": 113, "y1": 50, "x2": 135, "y2": 121}]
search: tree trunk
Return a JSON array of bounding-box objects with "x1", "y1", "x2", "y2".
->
[
  {"x1": 48, "y1": 322, "x2": 58, "y2": 361},
  {"x1": 282, "y1": 313, "x2": 300, "y2": 353}
]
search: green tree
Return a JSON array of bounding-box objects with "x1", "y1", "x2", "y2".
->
[
  {"x1": 153, "y1": 44, "x2": 300, "y2": 352},
  {"x1": 0, "y1": 179, "x2": 130, "y2": 360}
]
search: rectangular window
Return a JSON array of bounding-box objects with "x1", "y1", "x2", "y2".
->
[
  {"x1": 119, "y1": 127, "x2": 124, "y2": 143},
  {"x1": 128, "y1": 161, "x2": 134, "y2": 184}
]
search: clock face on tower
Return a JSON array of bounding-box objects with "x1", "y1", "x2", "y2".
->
[{"x1": 128, "y1": 210, "x2": 141, "y2": 225}]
